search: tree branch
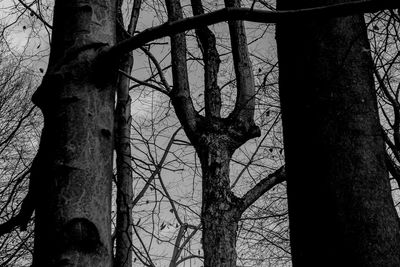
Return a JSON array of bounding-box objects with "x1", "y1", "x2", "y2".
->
[
  {"x1": 191, "y1": 0, "x2": 221, "y2": 119},
  {"x1": 118, "y1": 69, "x2": 169, "y2": 95},
  {"x1": 140, "y1": 47, "x2": 171, "y2": 92},
  {"x1": 385, "y1": 153, "x2": 400, "y2": 188},
  {"x1": 18, "y1": 0, "x2": 53, "y2": 29},
  {"x1": 106, "y1": 1, "x2": 398, "y2": 57},
  {"x1": 224, "y1": 0, "x2": 256, "y2": 122},
  {"x1": 239, "y1": 165, "x2": 286, "y2": 213},
  {"x1": 165, "y1": 0, "x2": 202, "y2": 142},
  {"x1": 131, "y1": 127, "x2": 182, "y2": 207},
  {"x1": 0, "y1": 169, "x2": 33, "y2": 236},
  {"x1": 0, "y1": 105, "x2": 36, "y2": 151}
]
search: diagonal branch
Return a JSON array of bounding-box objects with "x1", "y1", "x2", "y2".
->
[
  {"x1": 18, "y1": 0, "x2": 53, "y2": 29},
  {"x1": 131, "y1": 127, "x2": 182, "y2": 207},
  {"x1": 140, "y1": 47, "x2": 171, "y2": 92},
  {"x1": 239, "y1": 165, "x2": 286, "y2": 214},
  {"x1": 118, "y1": 69, "x2": 169, "y2": 95}
]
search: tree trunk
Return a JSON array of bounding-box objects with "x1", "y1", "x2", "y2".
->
[
  {"x1": 114, "y1": 1, "x2": 142, "y2": 265},
  {"x1": 31, "y1": 0, "x2": 117, "y2": 266},
  {"x1": 276, "y1": 0, "x2": 400, "y2": 266},
  {"x1": 197, "y1": 136, "x2": 241, "y2": 267},
  {"x1": 165, "y1": 0, "x2": 262, "y2": 265},
  {"x1": 114, "y1": 54, "x2": 134, "y2": 267}
]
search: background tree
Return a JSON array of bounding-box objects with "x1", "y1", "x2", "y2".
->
[
  {"x1": 0, "y1": 49, "x2": 41, "y2": 267},
  {"x1": 0, "y1": 10, "x2": 46, "y2": 265},
  {"x1": 369, "y1": 10, "x2": 400, "y2": 206}
]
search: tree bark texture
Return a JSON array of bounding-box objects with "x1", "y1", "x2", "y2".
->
[
  {"x1": 114, "y1": 55, "x2": 133, "y2": 267},
  {"x1": 166, "y1": 0, "x2": 262, "y2": 265},
  {"x1": 31, "y1": 0, "x2": 117, "y2": 266},
  {"x1": 276, "y1": 0, "x2": 400, "y2": 266},
  {"x1": 197, "y1": 137, "x2": 241, "y2": 267},
  {"x1": 114, "y1": 0, "x2": 140, "y2": 263}
]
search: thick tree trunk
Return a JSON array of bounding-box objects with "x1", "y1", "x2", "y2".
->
[
  {"x1": 31, "y1": 0, "x2": 116, "y2": 266},
  {"x1": 197, "y1": 137, "x2": 240, "y2": 267},
  {"x1": 276, "y1": 0, "x2": 400, "y2": 266}
]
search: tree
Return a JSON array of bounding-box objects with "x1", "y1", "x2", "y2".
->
[
  {"x1": 30, "y1": 1, "x2": 117, "y2": 265},
  {"x1": 114, "y1": 1, "x2": 141, "y2": 266},
  {"x1": 1, "y1": 0, "x2": 400, "y2": 266},
  {"x1": 165, "y1": 0, "x2": 287, "y2": 265},
  {"x1": 369, "y1": 10, "x2": 400, "y2": 203},
  {"x1": 276, "y1": 0, "x2": 400, "y2": 266},
  {"x1": 0, "y1": 25, "x2": 43, "y2": 266}
]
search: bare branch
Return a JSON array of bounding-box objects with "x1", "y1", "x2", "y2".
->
[
  {"x1": 224, "y1": 0, "x2": 256, "y2": 121},
  {"x1": 17, "y1": 0, "x2": 53, "y2": 29},
  {"x1": 106, "y1": 1, "x2": 399, "y2": 57},
  {"x1": 140, "y1": 47, "x2": 171, "y2": 92},
  {"x1": 0, "y1": 106, "x2": 36, "y2": 151},
  {"x1": 191, "y1": 0, "x2": 221, "y2": 119},
  {"x1": 118, "y1": 69, "x2": 168, "y2": 95},
  {"x1": 128, "y1": 0, "x2": 142, "y2": 35},
  {"x1": 170, "y1": 224, "x2": 201, "y2": 267},
  {"x1": 374, "y1": 66, "x2": 400, "y2": 148},
  {"x1": 385, "y1": 153, "x2": 400, "y2": 187},
  {"x1": 165, "y1": 0, "x2": 202, "y2": 141},
  {"x1": 131, "y1": 127, "x2": 182, "y2": 207},
  {"x1": 0, "y1": 169, "x2": 32, "y2": 236},
  {"x1": 231, "y1": 114, "x2": 281, "y2": 189},
  {"x1": 0, "y1": 144, "x2": 45, "y2": 237},
  {"x1": 239, "y1": 165, "x2": 286, "y2": 213}
]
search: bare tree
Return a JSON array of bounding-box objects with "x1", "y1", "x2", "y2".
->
[
  {"x1": 164, "y1": 0, "x2": 286, "y2": 265},
  {"x1": 1, "y1": 0, "x2": 399, "y2": 266},
  {"x1": 369, "y1": 10, "x2": 400, "y2": 202},
  {"x1": 0, "y1": 43, "x2": 41, "y2": 266}
]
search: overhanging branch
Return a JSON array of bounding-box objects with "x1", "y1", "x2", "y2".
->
[{"x1": 106, "y1": 0, "x2": 398, "y2": 57}]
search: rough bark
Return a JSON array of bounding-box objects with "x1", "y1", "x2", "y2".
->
[
  {"x1": 197, "y1": 137, "x2": 241, "y2": 267},
  {"x1": 114, "y1": 55, "x2": 133, "y2": 267},
  {"x1": 31, "y1": 0, "x2": 117, "y2": 266},
  {"x1": 276, "y1": 0, "x2": 400, "y2": 266},
  {"x1": 166, "y1": 0, "x2": 264, "y2": 266},
  {"x1": 114, "y1": 1, "x2": 141, "y2": 266}
]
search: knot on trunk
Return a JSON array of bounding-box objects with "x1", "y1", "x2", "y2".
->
[{"x1": 61, "y1": 218, "x2": 101, "y2": 253}]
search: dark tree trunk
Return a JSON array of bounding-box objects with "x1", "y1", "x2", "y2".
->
[
  {"x1": 31, "y1": 0, "x2": 117, "y2": 266},
  {"x1": 276, "y1": 0, "x2": 400, "y2": 266},
  {"x1": 114, "y1": 55, "x2": 133, "y2": 267},
  {"x1": 197, "y1": 137, "x2": 241, "y2": 267},
  {"x1": 114, "y1": 1, "x2": 141, "y2": 266}
]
